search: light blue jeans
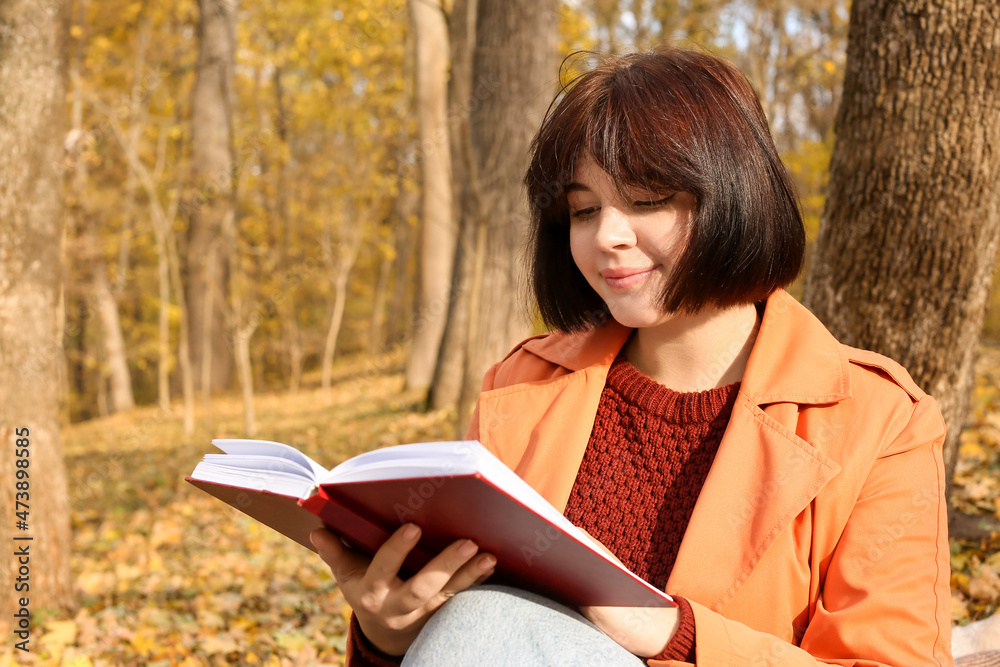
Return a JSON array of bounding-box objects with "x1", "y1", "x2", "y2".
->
[{"x1": 401, "y1": 585, "x2": 646, "y2": 666}]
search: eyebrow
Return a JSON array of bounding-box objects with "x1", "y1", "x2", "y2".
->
[{"x1": 565, "y1": 182, "x2": 591, "y2": 194}]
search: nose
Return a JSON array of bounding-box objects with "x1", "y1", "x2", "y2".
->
[{"x1": 593, "y1": 208, "x2": 636, "y2": 251}]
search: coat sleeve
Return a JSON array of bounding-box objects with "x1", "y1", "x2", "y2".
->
[{"x1": 649, "y1": 393, "x2": 954, "y2": 667}]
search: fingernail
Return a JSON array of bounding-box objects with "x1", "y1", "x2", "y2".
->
[
  {"x1": 458, "y1": 539, "x2": 478, "y2": 557},
  {"x1": 478, "y1": 554, "x2": 496, "y2": 570},
  {"x1": 404, "y1": 524, "x2": 420, "y2": 540}
]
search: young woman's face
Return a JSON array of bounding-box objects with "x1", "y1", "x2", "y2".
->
[{"x1": 567, "y1": 155, "x2": 696, "y2": 328}]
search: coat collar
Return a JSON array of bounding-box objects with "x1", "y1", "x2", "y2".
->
[
  {"x1": 519, "y1": 289, "x2": 852, "y2": 406},
  {"x1": 479, "y1": 290, "x2": 846, "y2": 609}
]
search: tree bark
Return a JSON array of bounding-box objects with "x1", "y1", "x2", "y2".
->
[
  {"x1": 0, "y1": 0, "x2": 75, "y2": 620},
  {"x1": 185, "y1": 0, "x2": 237, "y2": 394},
  {"x1": 456, "y1": 0, "x2": 559, "y2": 421},
  {"x1": 430, "y1": 0, "x2": 477, "y2": 413},
  {"x1": 803, "y1": 0, "x2": 1000, "y2": 509},
  {"x1": 404, "y1": 0, "x2": 456, "y2": 391}
]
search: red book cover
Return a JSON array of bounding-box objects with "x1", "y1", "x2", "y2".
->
[
  {"x1": 313, "y1": 473, "x2": 675, "y2": 609},
  {"x1": 186, "y1": 440, "x2": 675, "y2": 609}
]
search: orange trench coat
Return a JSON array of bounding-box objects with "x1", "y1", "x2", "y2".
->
[{"x1": 466, "y1": 290, "x2": 953, "y2": 666}]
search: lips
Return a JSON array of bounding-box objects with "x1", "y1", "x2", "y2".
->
[{"x1": 601, "y1": 266, "x2": 657, "y2": 289}]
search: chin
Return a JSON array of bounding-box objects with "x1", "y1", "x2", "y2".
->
[{"x1": 606, "y1": 310, "x2": 672, "y2": 330}]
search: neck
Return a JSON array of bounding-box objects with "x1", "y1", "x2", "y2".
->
[{"x1": 625, "y1": 303, "x2": 760, "y2": 392}]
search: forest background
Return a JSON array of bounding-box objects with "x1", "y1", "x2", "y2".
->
[{"x1": 1, "y1": 0, "x2": 1000, "y2": 664}]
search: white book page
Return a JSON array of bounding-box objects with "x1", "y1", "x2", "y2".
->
[
  {"x1": 190, "y1": 460, "x2": 315, "y2": 498},
  {"x1": 212, "y1": 439, "x2": 329, "y2": 479},
  {"x1": 202, "y1": 453, "x2": 316, "y2": 479}
]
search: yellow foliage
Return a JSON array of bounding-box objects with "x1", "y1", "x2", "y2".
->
[{"x1": 130, "y1": 628, "x2": 159, "y2": 657}]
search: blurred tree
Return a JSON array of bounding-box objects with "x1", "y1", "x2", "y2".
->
[
  {"x1": 803, "y1": 0, "x2": 1000, "y2": 512},
  {"x1": 433, "y1": 0, "x2": 592, "y2": 417},
  {"x1": 185, "y1": 0, "x2": 238, "y2": 397},
  {"x1": 68, "y1": 0, "x2": 136, "y2": 416},
  {"x1": 404, "y1": 0, "x2": 455, "y2": 391},
  {"x1": 0, "y1": 0, "x2": 75, "y2": 618},
  {"x1": 429, "y1": 0, "x2": 477, "y2": 411},
  {"x1": 453, "y1": 0, "x2": 560, "y2": 421}
]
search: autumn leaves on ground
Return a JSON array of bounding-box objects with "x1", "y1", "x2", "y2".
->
[{"x1": 2, "y1": 347, "x2": 999, "y2": 667}]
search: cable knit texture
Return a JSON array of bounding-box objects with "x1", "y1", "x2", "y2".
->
[
  {"x1": 346, "y1": 355, "x2": 738, "y2": 665},
  {"x1": 565, "y1": 355, "x2": 738, "y2": 591}
]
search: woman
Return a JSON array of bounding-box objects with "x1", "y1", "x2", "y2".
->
[{"x1": 312, "y1": 46, "x2": 953, "y2": 666}]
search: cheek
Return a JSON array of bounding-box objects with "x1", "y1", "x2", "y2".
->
[{"x1": 568, "y1": 226, "x2": 588, "y2": 271}]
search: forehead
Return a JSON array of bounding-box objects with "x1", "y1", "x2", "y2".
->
[{"x1": 567, "y1": 155, "x2": 605, "y2": 189}]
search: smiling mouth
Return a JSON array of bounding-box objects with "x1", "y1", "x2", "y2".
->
[{"x1": 601, "y1": 267, "x2": 657, "y2": 289}]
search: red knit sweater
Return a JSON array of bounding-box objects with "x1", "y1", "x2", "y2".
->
[{"x1": 347, "y1": 355, "x2": 739, "y2": 665}]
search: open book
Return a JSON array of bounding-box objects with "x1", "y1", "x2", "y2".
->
[{"x1": 186, "y1": 439, "x2": 674, "y2": 609}]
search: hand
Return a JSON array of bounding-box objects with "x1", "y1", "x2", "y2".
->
[
  {"x1": 310, "y1": 524, "x2": 496, "y2": 656},
  {"x1": 576, "y1": 528, "x2": 679, "y2": 657}
]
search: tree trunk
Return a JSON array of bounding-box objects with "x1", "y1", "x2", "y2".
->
[
  {"x1": 157, "y1": 231, "x2": 171, "y2": 412},
  {"x1": 92, "y1": 266, "x2": 135, "y2": 412},
  {"x1": 234, "y1": 325, "x2": 257, "y2": 436},
  {"x1": 385, "y1": 176, "x2": 418, "y2": 351},
  {"x1": 68, "y1": 0, "x2": 134, "y2": 415},
  {"x1": 0, "y1": 0, "x2": 75, "y2": 622},
  {"x1": 116, "y1": 12, "x2": 152, "y2": 293},
  {"x1": 265, "y1": 66, "x2": 303, "y2": 395},
  {"x1": 105, "y1": 110, "x2": 194, "y2": 433},
  {"x1": 228, "y1": 202, "x2": 257, "y2": 437},
  {"x1": 321, "y1": 224, "x2": 365, "y2": 394},
  {"x1": 430, "y1": 0, "x2": 477, "y2": 412},
  {"x1": 185, "y1": 0, "x2": 237, "y2": 394},
  {"x1": 153, "y1": 130, "x2": 172, "y2": 413},
  {"x1": 802, "y1": 0, "x2": 1000, "y2": 511},
  {"x1": 456, "y1": 0, "x2": 560, "y2": 421},
  {"x1": 368, "y1": 236, "x2": 394, "y2": 357},
  {"x1": 404, "y1": 0, "x2": 456, "y2": 391}
]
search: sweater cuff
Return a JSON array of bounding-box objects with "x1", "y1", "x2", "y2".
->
[
  {"x1": 651, "y1": 596, "x2": 696, "y2": 662},
  {"x1": 347, "y1": 612, "x2": 404, "y2": 667}
]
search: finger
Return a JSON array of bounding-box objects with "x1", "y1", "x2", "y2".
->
[
  {"x1": 397, "y1": 539, "x2": 489, "y2": 610},
  {"x1": 439, "y1": 551, "x2": 496, "y2": 597},
  {"x1": 365, "y1": 523, "x2": 423, "y2": 585},
  {"x1": 310, "y1": 528, "x2": 371, "y2": 582}
]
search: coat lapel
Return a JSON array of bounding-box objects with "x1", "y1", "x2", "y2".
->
[
  {"x1": 667, "y1": 291, "x2": 848, "y2": 607},
  {"x1": 477, "y1": 367, "x2": 610, "y2": 509},
  {"x1": 476, "y1": 290, "x2": 849, "y2": 608},
  {"x1": 666, "y1": 394, "x2": 841, "y2": 608}
]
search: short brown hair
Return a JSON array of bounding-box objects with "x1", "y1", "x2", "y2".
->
[{"x1": 524, "y1": 46, "x2": 805, "y2": 331}]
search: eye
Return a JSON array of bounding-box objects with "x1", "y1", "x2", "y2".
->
[
  {"x1": 570, "y1": 206, "x2": 600, "y2": 221},
  {"x1": 632, "y1": 194, "x2": 675, "y2": 209}
]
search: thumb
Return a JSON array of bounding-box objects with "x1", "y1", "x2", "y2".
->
[{"x1": 311, "y1": 528, "x2": 370, "y2": 582}]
